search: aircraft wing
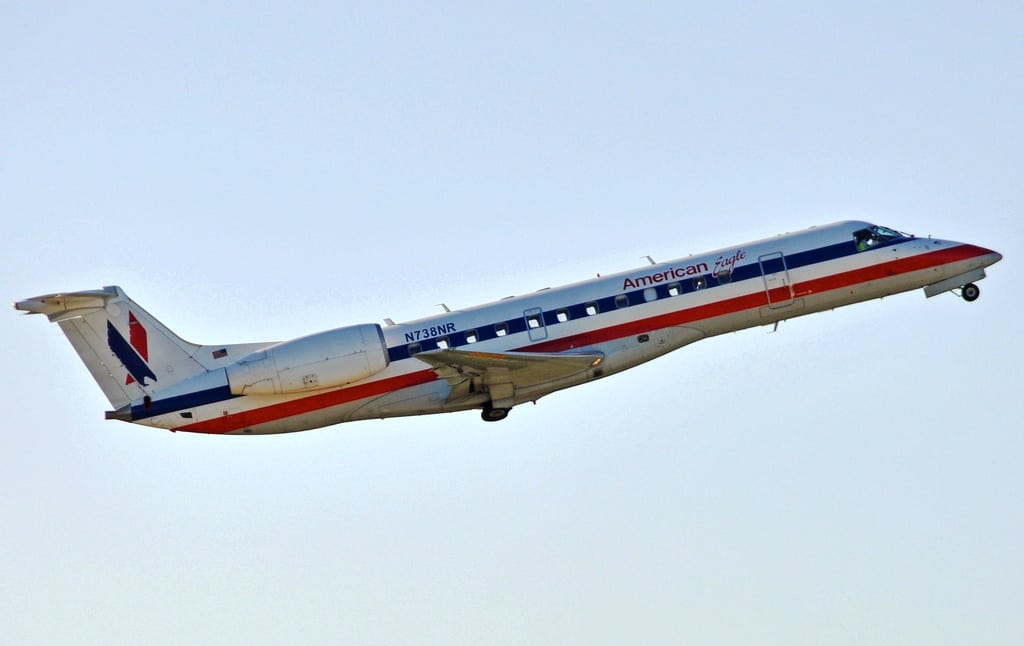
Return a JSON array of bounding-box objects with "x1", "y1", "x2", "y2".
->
[{"x1": 414, "y1": 348, "x2": 604, "y2": 405}]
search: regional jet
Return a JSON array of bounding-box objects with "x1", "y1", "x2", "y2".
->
[{"x1": 15, "y1": 221, "x2": 1002, "y2": 434}]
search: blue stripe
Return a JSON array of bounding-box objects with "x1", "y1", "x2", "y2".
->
[
  {"x1": 107, "y1": 321, "x2": 158, "y2": 386},
  {"x1": 386, "y1": 237, "x2": 913, "y2": 361},
  {"x1": 131, "y1": 385, "x2": 238, "y2": 420}
]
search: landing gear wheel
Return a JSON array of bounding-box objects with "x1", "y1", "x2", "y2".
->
[
  {"x1": 481, "y1": 404, "x2": 510, "y2": 422},
  {"x1": 962, "y1": 283, "x2": 980, "y2": 302}
]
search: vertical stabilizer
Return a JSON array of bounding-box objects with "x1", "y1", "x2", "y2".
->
[{"x1": 14, "y1": 286, "x2": 208, "y2": 409}]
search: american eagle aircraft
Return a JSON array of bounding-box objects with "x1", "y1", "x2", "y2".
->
[{"x1": 16, "y1": 221, "x2": 1001, "y2": 434}]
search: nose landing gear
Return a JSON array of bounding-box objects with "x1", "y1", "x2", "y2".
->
[{"x1": 960, "y1": 283, "x2": 980, "y2": 302}]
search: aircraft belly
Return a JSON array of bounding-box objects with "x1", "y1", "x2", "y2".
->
[
  {"x1": 345, "y1": 380, "x2": 453, "y2": 421},
  {"x1": 225, "y1": 381, "x2": 452, "y2": 432},
  {"x1": 594, "y1": 325, "x2": 706, "y2": 377},
  {"x1": 203, "y1": 400, "x2": 357, "y2": 435}
]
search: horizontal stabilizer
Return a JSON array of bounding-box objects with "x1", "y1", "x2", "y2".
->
[
  {"x1": 14, "y1": 289, "x2": 115, "y2": 322},
  {"x1": 14, "y1": 286, "x2": 273, "y2": 412}
]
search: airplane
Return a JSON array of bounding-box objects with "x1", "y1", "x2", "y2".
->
[{"x1": 15, "y1": 220, "x2": 1001, "y2": 435}]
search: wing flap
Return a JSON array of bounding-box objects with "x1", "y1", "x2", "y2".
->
[{"x1": 415, "y1": 348, "x2": 604, "y2": 405}]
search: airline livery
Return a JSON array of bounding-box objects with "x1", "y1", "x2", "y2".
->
[{"x1": 16, "y1": 221, "x2": 1001, "y2": 434}]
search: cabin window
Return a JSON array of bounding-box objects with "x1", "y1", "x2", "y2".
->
[
  {"x1": 436, "y1": 336, "x2": 450, "y2": 350},
  {"x1": 585, "y1": 302, "x2": 599, "y2": 316},
  {"x1": 526, "y1": 313, "x2": 542, "y2": 329},
  {"x1": 643, "y1": 288, "x2": 658, "y2": 302},
  {"x1": 716, "y1": 269, "x2": 732, "y2": 284},
  {"x1": 495, "y1": 322, "x2": 508, "y2": 337},
  {"x1": 854, "y1": 229, "x2": 874, "y2": 251},
  {"x1": 408, "y1": 342, "x2": 422, "y2": 355},
  {"x1": 465, "y1": 329, "x2": 479, "y2": 343},
  {"x1": 692, "y1": 276, "x2": 706, "y2": 290},
  {"x1": 615, "y1": 294, "x2": 629, "y2": 309},
  {"x1": 667, "y1": 283, "x2": 681, "y2": 296},
  {"x1": 556, "y1": 309, "x2": 569, "y2": 323}
]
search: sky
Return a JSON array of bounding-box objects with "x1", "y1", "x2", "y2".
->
[{"x1": 1, "y1": 2, "x2": 1021, "y2": 644}]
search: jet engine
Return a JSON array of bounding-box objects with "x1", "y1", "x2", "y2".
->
[{"x1": 226, "y1": 323, "x2": 389, "y2": 396}]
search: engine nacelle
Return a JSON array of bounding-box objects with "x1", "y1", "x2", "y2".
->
[{"x1": 226, "y1": 323, "x2": 389, "y2": 396}]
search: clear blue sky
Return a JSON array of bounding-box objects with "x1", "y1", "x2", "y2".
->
[{"x1": 2, "y1": 2, "x2": 1021, "y2": 644}]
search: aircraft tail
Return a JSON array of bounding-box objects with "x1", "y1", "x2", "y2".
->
[{"x1": 14, "y1": 286, "x2": 211, "y2": 410}]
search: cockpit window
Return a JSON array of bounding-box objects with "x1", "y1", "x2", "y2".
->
[{"x1": 854, "y1": 225, "x2": 910, "y2": 251}]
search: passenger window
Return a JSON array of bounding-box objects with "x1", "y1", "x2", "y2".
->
[
  {"x1": 408, "y1": 343, "x2": 422, "y2": 356},
  {"x1": 556, "y1": 309, "x2": 569, "y2": 323},
  {"x1": 615, "y1": 294, "x2": 629, "y2": 309},
  {"x1": 717, "y1": 269, "x2": 732, "y2": 284},
  {"x1": 526, "y1": 313, "x2": 542, "y2": 329},
  {"x1": 465, "y1": 329, "x2": 479, "y2": 343},
  {"x1": 667, "y1": 283, "x2": 681, "y2": 296},
  {"x1": 692, "y1": 276, "x2": 706, "y2": 290},
  {"x1": 495, "y1": 322, "x2": 508, "y2": 337},
  {"x1": 643, "y1": 288, "x2": 657, "y2": 302},
  {"x1": 585, "y1": 302, "x2": 599, "y2": 316},
  {"x1": 436, "y1": 337, "x2": 450, "y2": 350}
]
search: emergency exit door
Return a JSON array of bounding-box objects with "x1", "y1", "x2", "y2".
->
[{"x1": 759, "y1": 252, "x2": 794, "y2": 308}]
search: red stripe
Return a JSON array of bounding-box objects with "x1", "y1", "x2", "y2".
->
[
  {"x1": 798, "y1": 244, "x2": 986, "y2": 295},
  {"x1": 129, "y1": 311, "x2": 149, "y2": 360},
  {"x1": 521, "y1": 243, "x2": 991, "y2": 354},
  {"x1": 125, "y1": 311, "x2": 149, "y2": 385},
  {"x1": 174, "y1": 243, "x2": 991, "y2": 434},
  {"x1": 175, "y1": 370, "x2": 438, "y2": 434}
]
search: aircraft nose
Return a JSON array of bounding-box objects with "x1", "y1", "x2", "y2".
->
[
  {"x1": 980, "y1": 247, "x2": 1003, "y2": 266},
  {"x1": 959, "y1": 244, "x2": 1003, "y2": 267}
]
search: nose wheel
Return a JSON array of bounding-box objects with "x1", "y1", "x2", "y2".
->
[{"x1": 961, "y1": 283, "x2": 980, "y2": 302}]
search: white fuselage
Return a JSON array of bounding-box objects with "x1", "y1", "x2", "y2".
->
[{"x1": 16, "y1": 220, "x2": 999, "y2": 435}]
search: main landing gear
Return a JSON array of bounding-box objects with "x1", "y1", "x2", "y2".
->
[
  {"x1": 960, "y1": 282, "x2": 981, "y2": 302},
  {"x1": 481, "y1": 403, "x2": 510, "y2": 422}
]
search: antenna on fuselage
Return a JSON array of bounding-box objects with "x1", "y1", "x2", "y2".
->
[
  {"x1": 644, "y1": 255, "x2": 656, "y2": 265},
  {"x1": 437, "y1": 303, "x2": 451, "y2": 313},
  {"x1": 384, "y1": 318, "x2": 396, "y2": 327}
]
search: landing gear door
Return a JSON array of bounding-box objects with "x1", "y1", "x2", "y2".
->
[{"x1": 759, "y1": 252, "x2": 794, "y2": 308}]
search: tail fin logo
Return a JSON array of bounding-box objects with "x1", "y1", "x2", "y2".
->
[
  {"x1": 107, "y1": 311, "x2": 158, "y2": 387},
  {"x1": 125, "y1": 312, "x2": 149, "y2": 385}
]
